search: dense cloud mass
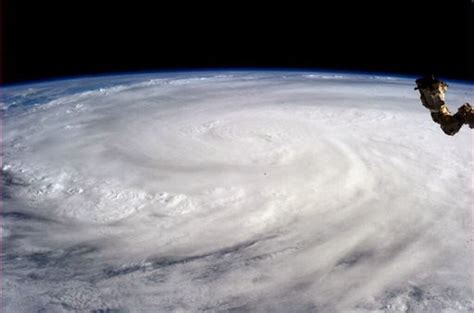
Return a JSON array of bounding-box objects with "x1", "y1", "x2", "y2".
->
[{"x1": 1, "y1": 72, "x2": 472, "y2": 312}]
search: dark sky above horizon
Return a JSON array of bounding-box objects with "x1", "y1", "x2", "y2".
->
[{"x1": 2, "y1": 0, "x2": 473, "y2": 84}]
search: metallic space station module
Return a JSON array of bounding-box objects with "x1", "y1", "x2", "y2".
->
[{"x1": 415, "y1": 76, "x2": 473, "y2": 135}]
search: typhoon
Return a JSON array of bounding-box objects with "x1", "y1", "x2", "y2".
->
[{"x1": 1, "y1": 71, "x2": 472, "y2": 312}]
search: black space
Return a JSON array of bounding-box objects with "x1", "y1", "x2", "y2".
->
[{"x1": 2, "y1": 0, "x2": 473, "y2": 84}]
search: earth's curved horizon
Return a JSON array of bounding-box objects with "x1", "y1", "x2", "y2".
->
[{"x1": 1, "y1": 70, "x2": 472, "y2": 312}]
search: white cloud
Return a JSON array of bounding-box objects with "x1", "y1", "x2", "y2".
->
[{"x1": 2, "y1": 72, "x2": 473, "y2": 312}]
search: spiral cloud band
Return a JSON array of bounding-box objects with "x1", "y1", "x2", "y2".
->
[{"x1": 1, "y1": 72, "x2": 472, "y2": 312}]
